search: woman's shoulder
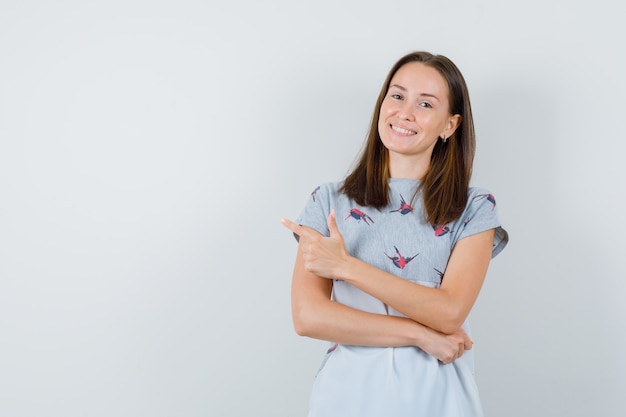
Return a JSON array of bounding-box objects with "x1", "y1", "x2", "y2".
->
[
  {"x1": 308, "y1": 180, "x2": 345, "y2": 202},
  {"x1": 463, "y1": 186, "x2": 508, "y2": 257},
  {"x1": 467, "y1": 185, "x2": 494, "y2": 197},
  {"x1": 297, "y1": 180, "x2": 347, "y2": 235},
  {"x1": 466, "y1": 186, "x2": 499, "y2": 211}
]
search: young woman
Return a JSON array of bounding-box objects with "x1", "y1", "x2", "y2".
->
[{"x1": 281, "y1": 51, "x2": 508, "y2": 417}]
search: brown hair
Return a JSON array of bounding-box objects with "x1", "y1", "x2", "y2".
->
[{"x1": 339, "y1": 51, "x2": 475, "y2": 225}]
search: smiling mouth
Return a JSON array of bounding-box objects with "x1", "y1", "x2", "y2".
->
[{"x1": 391, "y1": 125, "x2": 417, "y2": 136}]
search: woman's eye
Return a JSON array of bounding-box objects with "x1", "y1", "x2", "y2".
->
[
  {"x1": 420, "y1": 102, "x2": 432, "y2": 108},
  {"x1": 391, "y1": 93, "x2": 402, "y2": 100}
]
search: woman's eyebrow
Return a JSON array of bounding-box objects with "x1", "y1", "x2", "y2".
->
[
  {"x1": 389, "y1": 84, "x2": 407, "y2": 91},
  {"x1": 419, "y1": 93, "x2": 440, "y2": 101},
  {"x1": 390, "y1": 84, "x2": 440, "y2": 101}
]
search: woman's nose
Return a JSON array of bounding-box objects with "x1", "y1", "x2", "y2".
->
[{"x1": 398, "y1": 102, "x2": 415, "y2": 121}]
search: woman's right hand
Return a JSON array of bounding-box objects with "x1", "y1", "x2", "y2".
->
[{"x1": 420, "y1": 327, "x2": 473, "y2": 364}]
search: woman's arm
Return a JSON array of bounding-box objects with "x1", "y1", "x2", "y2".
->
[
  {"x1": 290, "y1": 226, "x2": 473, "y2": 364},
  {"x1": 340, "y1": 228, "x2": 494, "y2": 334},
  {"x1": 282, "y1": 212, "x2": 494, "y2": 335}
]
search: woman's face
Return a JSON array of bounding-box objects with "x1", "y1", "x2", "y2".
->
[{"x1": 378, "y1": 62, "x2": 460, "y2": 165}]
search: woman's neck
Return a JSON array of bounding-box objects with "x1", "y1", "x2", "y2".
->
[{"x1": 388, "y1": 153, "x2": 430, "y2": 180}]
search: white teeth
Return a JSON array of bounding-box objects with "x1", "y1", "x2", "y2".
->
[{"x1": 392, "y1": 125, "x2": 416, "y2": 135}]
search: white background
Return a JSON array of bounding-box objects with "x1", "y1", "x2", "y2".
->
[{"x1": 1, "y1": 1, "x2": 624, "y2": 416}]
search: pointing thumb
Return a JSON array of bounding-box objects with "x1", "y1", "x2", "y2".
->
[{"x1": 327, "y1": 210, "x2": 341, "y2": 239}]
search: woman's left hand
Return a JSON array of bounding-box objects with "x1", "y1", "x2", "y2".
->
[{"x1": 280, "y1": 210, "x2": 350, "y2": 280}]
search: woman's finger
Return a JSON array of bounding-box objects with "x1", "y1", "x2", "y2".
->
[
  {"x1": 326, "y1": 210, "x2": 343, "y2": 240},
  {"x1": 280, "y1": 217, "x2": 306, "y2": 237}
]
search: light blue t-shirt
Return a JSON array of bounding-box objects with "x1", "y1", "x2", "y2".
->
[{"x1": 295, "y1": 178, "x2": 508, "y2": 417}]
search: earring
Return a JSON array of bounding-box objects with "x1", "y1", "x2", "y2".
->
[{"x1": 441, "y1": 135, "x2": 447, "y2": 144}]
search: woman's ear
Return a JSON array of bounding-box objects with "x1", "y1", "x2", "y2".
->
[{"x1": 443, "y1": 114, "x2": 462, "y2": 138}]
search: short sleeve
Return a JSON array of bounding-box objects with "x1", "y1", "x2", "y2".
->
[
  {"x1": 453, "y1": 188, "x2": 509, "y2": 258},
  {"x1": 294, "y1": 184, "x2": 333, "y2": 240}
]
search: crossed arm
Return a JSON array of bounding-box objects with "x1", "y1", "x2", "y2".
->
[{"x1": 281, "y1": 210, "x2": 495, "y2": 364}]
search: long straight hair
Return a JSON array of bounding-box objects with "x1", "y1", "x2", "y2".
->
[{"x1": 339, "y1": 51, "x2": 476, "y2": 225}]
